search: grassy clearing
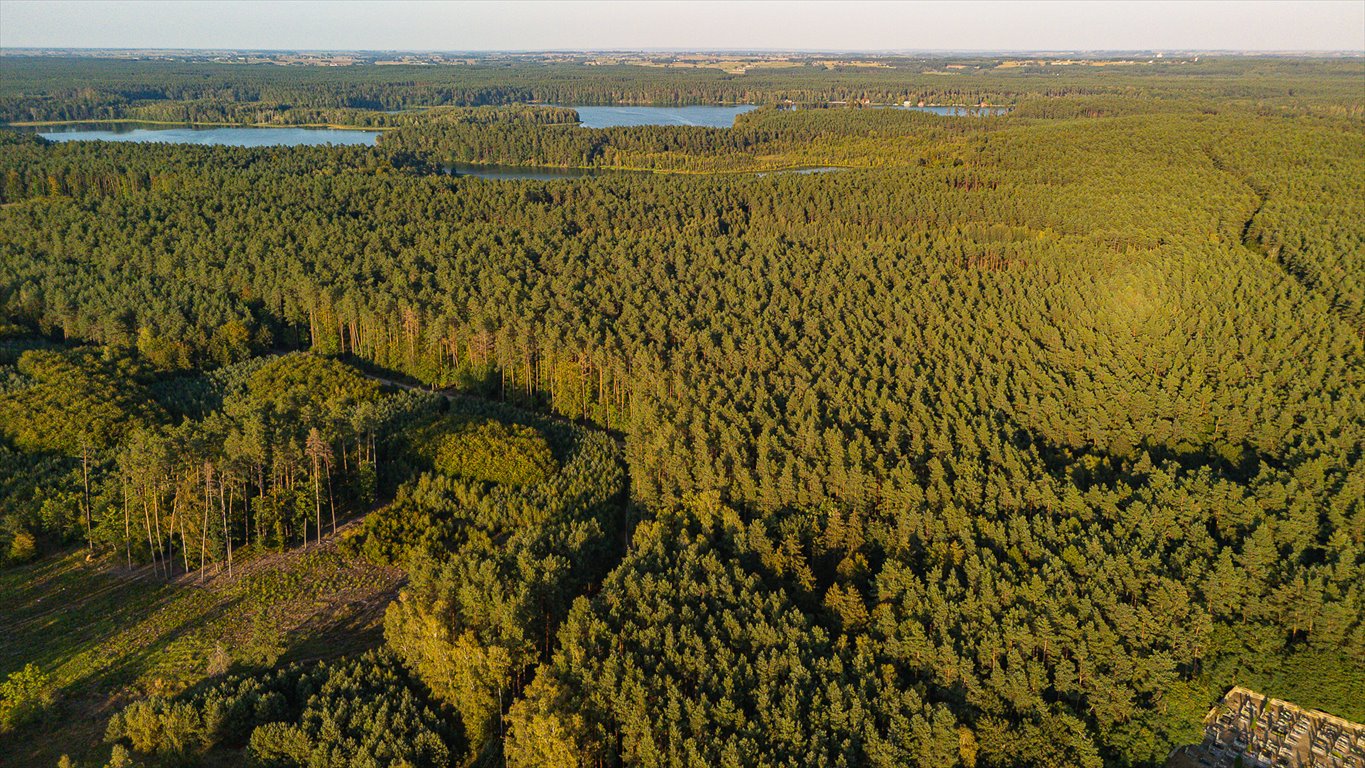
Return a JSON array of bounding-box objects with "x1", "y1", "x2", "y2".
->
[{"x1": 0, "y1": 534, "x2": 402, "y2": 767}]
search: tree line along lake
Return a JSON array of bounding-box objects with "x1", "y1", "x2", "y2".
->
[
  {"x1": 14, "y1": 104, "x2": 998, "y2": 179},
  {"x1": 20, "y1": 105, "x2": 762, "y2": 147}
]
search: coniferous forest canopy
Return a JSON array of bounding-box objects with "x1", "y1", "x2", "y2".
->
[{"x1": 0, "y1": 53, "x2": 1363, "y2": 768}]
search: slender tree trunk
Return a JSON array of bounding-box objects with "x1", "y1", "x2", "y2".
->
[
  {"x1": 176, "y1": 487, "x2": 190, "y2": 574},
  {"x1": 600, "y1": 365, "x2": 608, "y2": 429},
  {"x1": 201, "y1": 466, "x2": 211, "y2": 582},
  {"x1": 141, "y1": 496, "x2": 158, "y2": 578},
  {"x1": 326, "y1": 464, "x2": 336, "y2": 535},
  {"x1": 313, "y1": 459, "x2": 322, "y2": 546},
  {"x1": 239, "y1": 476, "x2": 248, "y2": 556},
  {"x1": 122, "y1": 480, "x2": 132, "y2": 568},
  {"x1": 221, "y1": 482, "x2": 232, "y2": 578},
  {"x1": 81, "y1": 440, "x2": 93, "y2": 551},
  {"x1": 151, "y1": 490, "x2": 167, "y2": 580}
]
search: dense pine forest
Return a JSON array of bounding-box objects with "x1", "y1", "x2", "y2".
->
[{"x1": 0, "y1": 55, "x2": 1362, "y2": 768}]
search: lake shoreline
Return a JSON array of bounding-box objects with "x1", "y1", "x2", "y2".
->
[{"x1": 5, "y1": 118, "x2": 393, "y2": 131}]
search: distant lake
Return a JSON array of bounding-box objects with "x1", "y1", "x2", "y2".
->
[
  {"x1": 898, "y1": 106, "x2": 1009, "y2": 117},
  {"x1": 565, "y1": 105, "x2": 759, "y2": 128},
  {"x1": 29, "y1": 123, "x2": 380, "y2": 147}
]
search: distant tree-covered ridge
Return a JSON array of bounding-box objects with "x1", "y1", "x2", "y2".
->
[
  {"x1": 0, "y1": 59, "x2": 1361, "y2": 768},
  {"x1": 2, "y1": 55, "x2": 1361, "y2": 124}
]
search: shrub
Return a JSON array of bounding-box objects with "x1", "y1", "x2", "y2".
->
[
  {"x1": 106, "y1": 697, "x2": 207, "y2": 758},
  {"x1": 107, "y1": 651, "x2": 459, "y2": 767},
  {"x1": 103, "y1": 744, "x2": 138, "y2": 768},
  {"x1": 0, "y1": 663, "x2": 55, "y2": 734},
  {"x1": 248, "y1": 722, "x2": 313, "y2": 766},
  {"x1": 6, "y1": 529, "x2": 37, "y2": 564},
  {"x1": 432, "y1": 418, "x2": 558, "y2": 486}
]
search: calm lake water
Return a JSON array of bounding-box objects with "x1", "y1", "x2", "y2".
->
[
  {"x1": 566, "y1": 105, "x2": 759, "y2": 128},
  {"x1": 898, "y1": 106, "x2": 1009, "y2": 117},
  {"x1": 32, "y1": 123, "x2": 380, "y2": 147}
]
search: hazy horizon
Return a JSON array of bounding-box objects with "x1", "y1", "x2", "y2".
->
[
  {"x1": 2, "y1": 1, "x2": 1363, "y2": 54},
  {"x1": 4, "y1": 46, "x2": 1363, "y2": 56}
]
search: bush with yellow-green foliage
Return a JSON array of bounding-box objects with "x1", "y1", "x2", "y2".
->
[
  {"x1": 431, "y1": 418, "x2": 558, "y2": 487},
  {"x1": 0, "y1": 348, "x2": 163, "y2": 456},
  {"x1": 5, "y1": 529, "x2": 37, "y2": 564},
  {"x1": 227, "y1": 352, "x2": 381, "y2": 444},
  {"x1": 104, "y1": 651, "x2": 458, "y2": 767},
  {"x1": 0, "y1": 663, "x2": 55, "y2": 735}
]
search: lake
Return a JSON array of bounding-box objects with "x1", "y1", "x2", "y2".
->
[
  {"x1": 30, "y1": 123, "x2": 380, "y2": 147},
  {"x1": 898, "y1": 106, "x2": 1009, "y2": 117},
  {"x1": 565, "y1": 105, "x2": 759, "y2": 128}
]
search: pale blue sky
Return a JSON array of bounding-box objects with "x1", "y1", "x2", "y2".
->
[{"x1": 1, "y1": 1, "x2": 1362, "y2": 52}]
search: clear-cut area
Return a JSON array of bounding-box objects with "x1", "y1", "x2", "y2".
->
[{"x1": 1168, "y1": 687, "x2": 1365, "y2": 768}]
